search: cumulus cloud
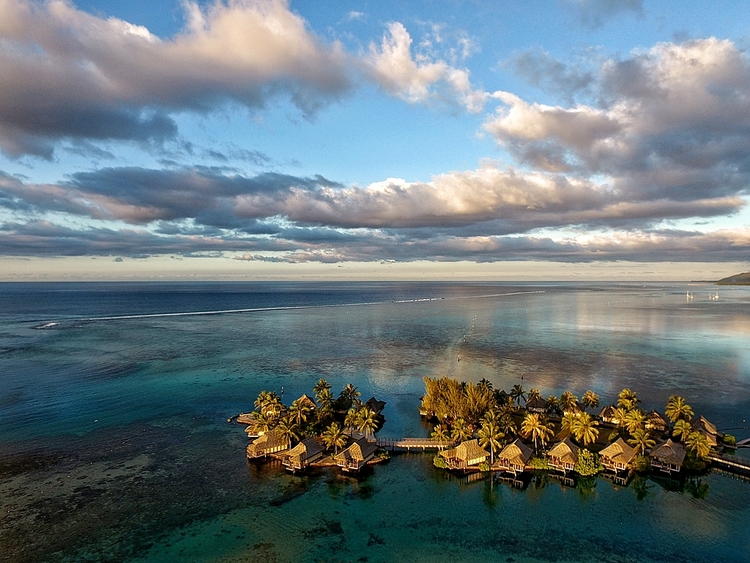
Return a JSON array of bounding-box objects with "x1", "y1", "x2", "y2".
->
[
  {"x1": 0, "y1": 0, "x2": 352, "y2": 157},
  {"x1": 363, "y1": 22, "x2": 490, "y2": 113},
  {"x1": 486, "y1": 38, "x2": 750, "y2": 208}
]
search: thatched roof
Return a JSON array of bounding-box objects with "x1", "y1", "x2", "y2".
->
[
  {"x1": 646, "y1": 410, "x2": 668, "y2": 428},
  {"x1": 692, "y1": 416, "x2": 718, "y2": 436},
  {"x1": 547, "y1": 437, "x2": 579, "y2": 465},
  {"x1": 334, "y1": 437, "x2": 378, "y2": 464},
  {"x1": 525, "y1": 394, "x2": 546, "y2": 411},
  {"x1": 650, "y1": 439, "x2": 686, "y2": 466},
  {"x1": 365, "y1": 397, "x2": 387, "y2": 414},
  {"x1": 286, "y1": 437, "x2": 324, "y2": 460},
  {"x1": 296, "y1": 394, "x2": 317, "y2": 410},
  {"x1": 600, "y1": 404, "x2": 617, "y2": 420},
  {"x1": 441, "y1": 439, "x2": 489, "y2": 462},
  {"x1": 599, "y1": 437, "x2": 636, "y2": 465},
  {"x1": 498, "y1": 438, "x2": 533, "y2": 465},
  {"x1": 247, "y1": 427, "x2": 288, "y2": 456}
]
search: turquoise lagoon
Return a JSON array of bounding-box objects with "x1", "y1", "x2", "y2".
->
[{"x1": 1, "y1": 282, "x2": 749, "y2": 562}]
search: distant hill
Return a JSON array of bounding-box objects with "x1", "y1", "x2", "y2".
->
[{"x1": 716, "y1": 272, "x2": 750, "y2": 285}]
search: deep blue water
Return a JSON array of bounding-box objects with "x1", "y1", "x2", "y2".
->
[{"x1": 1, "y1": 281, "x2": 749, "y2": 562}]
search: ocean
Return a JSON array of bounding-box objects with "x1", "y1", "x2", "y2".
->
[{"x1": 1, "y1": 281, "x2": 749, "y2": 562}]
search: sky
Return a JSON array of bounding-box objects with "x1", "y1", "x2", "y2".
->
[{"x1": 1, "y1": 0, "x2": 750, "y2": 281}]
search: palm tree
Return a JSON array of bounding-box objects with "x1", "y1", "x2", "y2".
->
[
  {"x1": 498, "y1": 413, "x2": 517, "y2": 437},
  {"x1": 685, "y1": 431, "x2": 710, "y2": 459},
  {"x1": 450, "y1": 418, "x2": 472, "y2": 442},
  {"x1": 251, "y1": 410, "x2": 272, "y2": 434},
  {"x1": 357, "y1": 406, "x2": 380, "y2": 440},
  {"x1": 322, "y1": 422, "x2": 347, "y2": 455},
  {"x1": 431, "y1": 424, "x2": 449, "y2": 441},
  {"x1": 665, "y1": 395, "x2": 694, "y2": 423},
  {"x1": 560, "y1": 390, "x2": 579, "y2": 414},
  {"x1": 276, "y1": 415, "x2": 299, "y2": 449},
  {"x1": 571, "y1": 412, "x2": 599, "y2": 446},
  {"x1": 581, "y1": 390, "x2": 600, "y2": 412},
  {"x1": 510, "y1": 384, "x2": 526, "y2": 407},
  {"x1": 545, "y1": 395, "x2": 561, "y2": 416},
  {"x1": 344, "y1": 408, "x2": 361, "y2": 434},
  {"x1": 315, "y1": 387, "x2": 334, "y2": 410},
  {"x1": 288, "y1": 399, "x2": 311, "y2": 429},
  {"x1": 527, "y1": 388, "x2": 542, "y2": 401},
  {"x1": 339, "y1": 383, "x2": 361, "y2": 403},
  {"x1": 560, "y1": 412, "x2": 577, "y2": 434},
  {"x1": 672, "y1": 419, "x2": 692, "y2": 441},
  {"x1": 255, "y1": 391, "x2": 283, "y2": 418},
  {"x1": 612, "y1": 407, "x2": 629, "y2": 432},
  {"x1": 623, "y1": 409, "x2": 647, "y2": 435},
  {"x1": 478, "y1": 420, "x2": 504, "y2": 465},
  {"x1": 617, "y1": 388, "x2": 639, "y2": 411},
  {"x1": 520, "y1": 413, "x2": 554, "y2": 453},
  {"x1": 628, "y1": 428, "x2": 656, "y2": 455},
  {"x1": 478, "y1": 378, "x2": 493, "y2": 392},
  {"x1": 313, "y1": 378, "x2": 331, "y2": 401}
]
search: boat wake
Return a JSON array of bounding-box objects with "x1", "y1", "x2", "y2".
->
[{"x1": 33, "y1": 290, "x2": 545, "y2": 327}]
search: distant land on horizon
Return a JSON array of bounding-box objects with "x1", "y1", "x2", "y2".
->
[{"x1": 716, "y1": 272, "x2": 750, "y2": 285}]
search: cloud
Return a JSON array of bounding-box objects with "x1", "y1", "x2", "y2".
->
[
  {"x1": 562, "y1": 0, "x2": 643, "y2": 28},
  {"x1": 0, "y1": 0, "x2": 352, "y2": 157},
  {"x1": 508, "y1": 48, "x2": 595, "y2": 103},
  {"x1": 363, "y1": 22, "x2": 491, "y2": 113},
  {"x1": 485, "y1": 38, "x2": 750, "y2": 209}
]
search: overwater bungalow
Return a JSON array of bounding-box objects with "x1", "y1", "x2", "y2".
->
[
  {"x1": 599, "y1": 405, "x2": 618, "y2": 425},
  {"x1": 546, "y1": 437, "x2": 579, "y2": 473},
  {"x1": 645, "y1": 410, "x2": 668, "y2": 433},
  {"x1": 562, "y1": 402, "x2": 583, "y2": 417},
  {"x1": 247, "y1": 428, "x2": 289, "y2": 459},
  {"x1": 497, "y1": 438, "x2": 533, "y2": 475},
  {"x1": 282, "y1": 437, "x2": 324, "y2": 472},
  {"x1": 365, "y1": 397, "x2": 387, "y2": 415},
  {"x1": 649, "y1": 439, "x2": 686, "y2": 474},
  {"x1": 525, "y1": 394, "x2": 546, "y2": 414},
  {"x1": 599, "y1": 437, "x2": 636, "y2": 472},
  {"x1": 334, "y1": 437, "x2": 378, "y2": 472},
  {"x1": 692, "y1": 416, "x2": 719, "y2": 447},
  {"x1": 440, "y1": 439, "x2": 489, "y2": 470}
]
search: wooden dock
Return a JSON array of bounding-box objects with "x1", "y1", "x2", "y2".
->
[
  {"x1": 707, "y1": 453, "x2": 750, "y2": 474},
  {"x1": 376, "y1": 437, "x2": 454, "y2": 451}
]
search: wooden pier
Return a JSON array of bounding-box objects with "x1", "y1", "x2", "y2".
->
[
  {"x1": 707, "y1": 453, "x2": 750, "y2": 474},
  {"x1": 376, "y1": 437, "x2": 454, "y2": 451}
]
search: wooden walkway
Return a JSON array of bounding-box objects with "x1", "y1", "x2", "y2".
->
[
  {"x1": 707, "y1": 453, "x2": 750, "y2": 473},
  {"x1": 736, "y1": 437, "x2": 750, "y2": 448},
  {"x1": 376, "y1": 437, "x2": 454, "y2": 451}
]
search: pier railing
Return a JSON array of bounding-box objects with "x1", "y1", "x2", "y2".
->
[{"x1": 376, "y1": 437, "x2": 454, "y2": 451}]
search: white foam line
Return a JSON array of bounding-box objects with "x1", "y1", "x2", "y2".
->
[{"x1": 46, "y1": 290, "x2": 545, "y2": 324}]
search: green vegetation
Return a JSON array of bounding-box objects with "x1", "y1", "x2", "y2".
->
[
  {"x1": 632, "y1": 454, "x2": 651, "y2": 473},
  {"x1": 722, "y1": 434, "x2": 737, "y2": 447},
  {"x1": 433, "y1": 454, "x2": 448, "y2": 469},
  {"x1": 529, "y1": 456, "x2": 551, "y2": 470},
  {"x1": 574, "y1": 449, "x2": 603, "y2": 476}
]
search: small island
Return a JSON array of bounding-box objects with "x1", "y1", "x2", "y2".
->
[
  {"x1": 235, "y1": 376, "x2": 748, "y2": 486},
  {"x1": 716, "y1": 272, "x2": 750, "y2": 285}
]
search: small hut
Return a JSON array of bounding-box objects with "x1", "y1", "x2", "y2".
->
[
  {"x1": 692, "y1": 416, "x2": 719, "y2": 447},
  {"x1": 295, "y1": 394, "x2": 317, "y2": 412},
  {"x1": 365, "y1": 397, "x2": 387, "y2": 415},
  {"x1": 562, "y1": 402, "x2": 583, "y2": 417},
  {"x1": 525, "y1": 394, "x2": 546, "y2": 414},
  {"x1": 599, "y1": 405, "x2": 618, "y2": 425},
  {"x1": 246, "y1": 428, "x2": 289, "y2": 459},
  {"x1": 440, "y1": 439, "x2": 489, "y2": 470},
  {"x1": 649, "y1": 439, "x2": 686, "y2": 474},
  {"x1": 334, "y1": 437, "x2": 378, "y2": 472},
  {"x1": 599, "y1": 437, "x2": 636, "y2": 472},
  {"x1": 546, "y1": 437, "x2": 579, "y2": 472},
  {"x1": 497, "y1": 438, "x2": 533, "y2": 474},
  {"x1": 645, "y1": 411, "x2": 668, "y2": 433},
  {"x1": 283, "y1": 437, "x2": 324, "y2": 471}
]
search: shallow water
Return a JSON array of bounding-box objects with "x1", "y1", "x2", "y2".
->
[{"x1": 1, "y1": 282, "x2": 749, "y2": 562}]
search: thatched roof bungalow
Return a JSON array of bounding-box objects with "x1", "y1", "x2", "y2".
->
[
  {"x1": 546, "y1": 437, "x2": 579, "y2": 472},
  {"x1": 282, "y1": 437, "x2": 324, "y2": 472},
  {"x1": 246, "y1": 428, "x2": 289, "y2": 459},
  {"x1": 296, "y1": 394, "x2": 317, "y2": 411},
  {"x1": 497, "y1": 438, "x2": 533, "y2": 474},
  {"x1": 599, "y1": 437, "x2": 636, "y2": 472},
  {"x1": 649, "y1": 439, "x2": 686, "y2": 474},
  {"x1": 365, "y1": 397, "x2": 387, "y2": 414},
  {"x1": 525, "y1": 394, "x2": 546, "y2": 414},
  {"x1": 440, "y1": 439, "x2": 489, "y2": 470},
  {"x1": 599, "y1": 405, "x2": 618, "y2": 425},
  {"x1": 562, "y1": 402, "x2": 583, "y2": 417},
  {"x1": 334, "y1": 437, "x2": 378, "y2": 472},
  {"x1": 645, "y1": 410, "x2": 668, "y2": 433},
  {"x1": 692, "y1": 416, "x2": 719, "y2": 447}
]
